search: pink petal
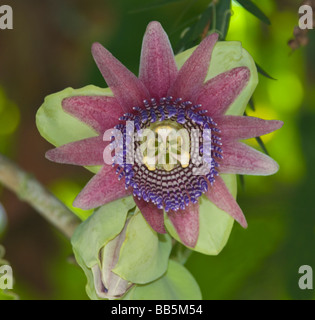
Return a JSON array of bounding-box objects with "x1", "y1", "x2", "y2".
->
[
  {"x1": 217, "y1": 116, "x2": 283, "y2": 140},
  {"x1": 62, "y1": 96, "x2": 123, "y2": 134},
  {"x1": 92, "y1": 43, "x2": 150, "y2": 113},
  {"x1": 46, "y1": 136, "x2": 108, "y2": 166},
  {"x1": 134, "y1": 197, "x2": 166, "y2": 234},
  {"x1": 167, "y1": 202, "x2": 199, "y2": 248},
  {"x1": 219, "y1": 141, "x2": 279, "y2": 176},
  {"x1": 139, "y1": 21, "x2": 178, "y2": 99},
  {"x1": 195, "y1": 67, "x2": 250, "y2": 116},
  {"x1": 168, "y1": 33, "x2": 219, "y2": 100},
  {"x1": 73, "y1": 166, "x2": 132, "y2": 210},
  {"x1": 205, "y1": 175, "x2": 247, "y2": 228}
]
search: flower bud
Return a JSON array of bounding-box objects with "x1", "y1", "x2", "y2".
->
[{"x1": 71, "y1": 197, "x2": 172, "y2": 300}]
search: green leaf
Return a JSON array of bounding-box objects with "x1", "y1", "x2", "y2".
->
[
  {"x1": 248, "y1": 97, "x2": 255, "y2": 111},
  {"x1": 175, "y1": 0, "x2": 231, "y2": 53},
  {"x1": 255, "y1": 136, "x2": 269, "y2": 156},
  {"x1": 255, "y1": 62, "x2": 276, "y2": 80},
  {"x1": 238, "y1": 174, "x2": 245, "y2": 191},
  {"x1": 255, "y1": 63, "x2": 276, "y2": 80},
  {"x1": 113, "y1": 210, "x2": 172, "y2": 284},
  {"x1": 235, "y1": 0, "x2": 271, "y2": 25},
  {"x1": 244, "y1": 111, "x2": 269, "y2": 155},
  {"x1": 123, "y1": 260, "x2": 202, "y2": 300},
  {"x1": 214, "y1": 0, "x2": 232, "y2": 40},
  {"x1": 175, "y1": 4, "x2": 213, "y2": 53}
]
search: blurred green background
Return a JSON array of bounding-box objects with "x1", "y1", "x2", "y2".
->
[{"x1": 0, "y1": 0, "x2": 314, "y2": 300}]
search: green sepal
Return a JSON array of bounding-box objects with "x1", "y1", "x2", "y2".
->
[
  {"x1": 72, "y1": 198, "x2": 172, "y2": 299},
  {"x1": 123, "y1": 260, "x2": 202, "y2": 300},
  {"x1": 36, "y1": 85, "x2": 112, "y2": 174}
]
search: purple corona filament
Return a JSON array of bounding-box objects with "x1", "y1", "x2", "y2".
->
[{"x1": 110, "y1": 97, "x2": 223, "y2": 212}]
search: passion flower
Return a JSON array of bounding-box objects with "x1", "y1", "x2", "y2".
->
[{"x1": 44, "y1": 22, "x2": 283, "y2": 248}]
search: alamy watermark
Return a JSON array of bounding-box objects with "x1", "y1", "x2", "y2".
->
[
  {"x1": 103, "y1": 123, "x2": 214, "y2": 175},
  {"x1": 298, "y1": 265, "x2": 313, "y2": 290},
  {"x1": 299, "y1": 4, "x2": 314, "y2": 30},
  {"x1": 0, "y1": 264, "x2": 13, "y2": 290},
  {"x1": 0, "y1": 5, "x2": 13, "y2": 30}
]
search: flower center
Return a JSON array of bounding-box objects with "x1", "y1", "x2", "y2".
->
[
  {"x1": 142, "y1": 120, "x2": 190, "y2": 172},
  {"x1": 111, "y1": 97, "x2": 223, "y2": 212}
]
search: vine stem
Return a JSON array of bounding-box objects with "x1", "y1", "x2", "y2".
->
[{"x1": 0, "y1": 153, "x2": 80, "y2": 238}]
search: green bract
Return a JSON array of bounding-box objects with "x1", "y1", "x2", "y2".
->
[
  {"x1": 123, "y1": 260, "x2": 202, "y2": 300},
  {"x1": 112, "y1": 209, "x2": 172, "y2": 284},
  {"x1": 71, "y1": 197, "x2": 172, "y2": 300},
  {"x1": 36, "y1": 85, "x2": 108, "y2": 175}
]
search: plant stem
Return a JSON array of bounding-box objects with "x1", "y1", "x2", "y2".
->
[{"x1": 0, "y1": 153, "x2": 80, "y2": 238}]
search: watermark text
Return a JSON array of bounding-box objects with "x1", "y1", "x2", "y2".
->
[
  {"x1": 0, "y1": 5, "x2": 13, "y2": 30},
  {"x1": 299, "y1": 4, "x2": 314, "y2": 30},
  {"x1": 298, "y1": 265, "x2": 313, "y2": 290},
  {"x1": 0, "y1": 265, "x2": 13, "y2": 290}
]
